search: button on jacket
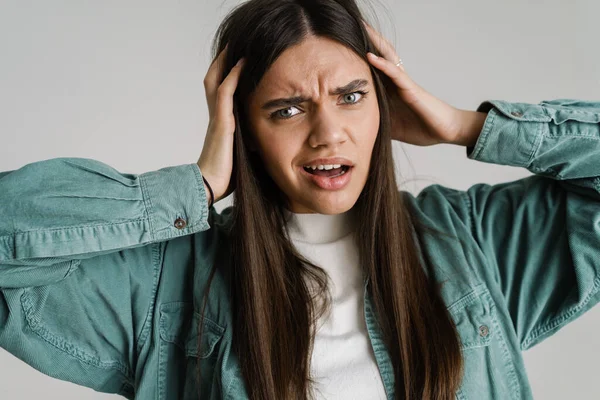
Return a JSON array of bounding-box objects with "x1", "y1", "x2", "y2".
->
[{"x1": 1, "y1": 99, "x2": 599, "y2": 399}]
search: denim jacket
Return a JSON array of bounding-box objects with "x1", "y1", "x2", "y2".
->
[{"x1": 1, "y1": 99, "x2": 599, "y2": 399}]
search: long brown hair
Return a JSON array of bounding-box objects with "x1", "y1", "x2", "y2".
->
[{"x1": 197, "y1": 0, "x2": 464, "y2": 398}]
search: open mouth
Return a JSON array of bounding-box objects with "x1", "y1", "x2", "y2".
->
[{"x1": 303, "y1": 165, "x2": 351, "y2": 178}]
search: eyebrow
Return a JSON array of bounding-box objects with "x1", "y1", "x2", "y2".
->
[{"x1": 260, "y1": 79, "x2": 369, "y2": 110}]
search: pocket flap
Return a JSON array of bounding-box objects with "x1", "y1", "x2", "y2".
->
[
  {"x1": 159, "y1": 302, "x2": 225, "y2": 358},
  {"x1": 447, "y1": 285, "x2": 495, "y2": 350}
]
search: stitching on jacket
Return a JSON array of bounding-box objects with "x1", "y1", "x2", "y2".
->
[
  {"x1": 484, "y1": 291, "x2": 521, "y2": 398},
  {"x1": 192, "y1": 163, "x2": 210, "y2": 227},
  {"x1": 136, "y1": 241, "x2": 163, "y2": 354},
  {"x1": 8, "y1": 217, "x2": 147, "y2": 235},
  {"x1": 152, "y1": 165, "x2": 210, "y2": 236},
  {"x1": 470, "y1": 108, "x2": 495, "y2": 159},
  {"x1": 139, "y1": 172, "x2": 157, "y2": 241},
  {"x1": 223, "y1": 344, "x2": 238, "y2": 400},
  {"x1": 190, "y1": 164, "x2": 214, "y2": 227},
  {"x1": 461, "y1": 189, "x2": 479, "y2": 262},
  {"x1": 461, "y1": 184, "x2": 521, "y2": 396},
  {"x1": 523, "y1": 273, "x2": 600, "y2": 350},
  {"x1": 446, "y1": 282, "x2": 488, "y2": 313},
  {"x1": 61, "y1": 159, "x2": 139, "y2": 188},
  {"x1": 151, "y1": 221, "x2": 204, "y2": 235},
  {"x1": 19, "y1": 290, "x2": 133, "y2": 379},
  {"x1": 526, "y1": 122, "x2": 546, "y2": 166},
  {"x1": 545, "y1": 127, "x2": 600, "y2": 138},
  {"x1": 158, "y1": 301, "x2": 224, "y2": 329}
]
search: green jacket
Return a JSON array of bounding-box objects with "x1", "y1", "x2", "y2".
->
[{"x1": 1, "y1": 99, "x2": 599, "y2": 399}]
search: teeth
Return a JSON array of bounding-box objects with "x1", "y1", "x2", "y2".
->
[{"x1": 304, "y1": 164, "x2": 343, "y2": 170}]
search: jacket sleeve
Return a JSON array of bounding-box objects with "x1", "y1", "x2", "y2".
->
[
  {"x1": 0, "y1": 158, "x2": 212, "y2": 397},
  {"x1": 431, "y1": 99, "x2": 600, "y2": 351}
]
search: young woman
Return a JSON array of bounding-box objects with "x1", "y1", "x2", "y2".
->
[{"x1": 1, "y1": 0, "x2": 599, "y2": 399}]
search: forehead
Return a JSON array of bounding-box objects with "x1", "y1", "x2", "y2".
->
[{"x1": 254, "y1": 36, "x2": 370, "y2": 96}]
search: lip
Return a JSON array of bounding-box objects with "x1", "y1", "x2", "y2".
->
[
  {"x1": 300, "y1": 157, "x2": 354, "y2": 167},
  {"x1": 299, "y1": 165, "x2": 353, "y2": 190}
]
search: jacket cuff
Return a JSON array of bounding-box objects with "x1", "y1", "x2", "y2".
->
[
  {"x1": 466, "y1": 100, "x2": 549, "y2": 167},
  {"x1": 139, "y1": 163, "x2": 210, "y2": 241}
]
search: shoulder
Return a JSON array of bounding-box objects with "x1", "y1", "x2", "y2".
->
[
  {"x1": 400, "y1": 185, "x2": 471, "y2": 234},
  {"x1": 400, "y1": 186, "x2": 491, "y2": 307}
]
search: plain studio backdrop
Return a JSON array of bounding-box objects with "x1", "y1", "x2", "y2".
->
[{"x1": 0, "y1": 0, "x2": 598, "y2": 398}]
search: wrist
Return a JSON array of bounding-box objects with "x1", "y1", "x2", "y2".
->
[
  {"x1": 196, "y1": 161, "x2": 216, "y2": 208},
  {"x1": 202, "y1": 176, "x2": 215, "y2": 208},
  {"x1": 454, "y1": 110, "x2": 488, "y2": 147}
]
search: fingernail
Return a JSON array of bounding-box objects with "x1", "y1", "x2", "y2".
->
[
  {"x1": 236, "y1": 58, "x2": 245, "y2": 67},
  {"x1": 367, "y1": 52, "x2": 379, "y2": 59}
]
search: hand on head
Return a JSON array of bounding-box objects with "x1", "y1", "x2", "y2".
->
[{"x1": 197, "y1": 44, "x2": 245, "y2": 204}]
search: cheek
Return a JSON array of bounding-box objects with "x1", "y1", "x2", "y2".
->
[
  {"x1": 371, "y1": 101, "x2": 381, "y2": 138},
  {"x1": 256, "y1": 135, "x2": 298, "y2": 178},
  {"x1": 249, "y1": 117, "x2": 301, "y2": 181},
  {"x1": 359, "y1": 104, "x2": 380, "y2": 147}
]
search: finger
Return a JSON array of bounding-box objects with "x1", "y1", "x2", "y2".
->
[
  {"x1": 363, "y1": 21, "x2": 398, "y2": 63},
  {"x1": 214, "y1": 58, "x2": 246, "y2": 122},
  {"x1": 367, "y1": 52, "x2": 414, "y2": 90},
  {"x1": 204, "y1": 43, "x2": 229, "y2": 97}
]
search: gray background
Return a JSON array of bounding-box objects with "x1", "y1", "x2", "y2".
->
[{"x1": 0, "y1": 0, "x2": 598, "y2": 398}]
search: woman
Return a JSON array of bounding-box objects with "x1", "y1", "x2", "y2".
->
[{"x1": 1, "y1": 0, "x2": 599, "y2": 399}]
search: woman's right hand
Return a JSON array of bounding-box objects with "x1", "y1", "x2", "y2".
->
[{"x1": 197, "y1": 45, "x2": 245, "y2": 205}]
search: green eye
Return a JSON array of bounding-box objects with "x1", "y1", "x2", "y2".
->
[
  {"x1": 342, "y1": 91, "x2": 368, "y2": 104},
  {"x1": 343, "y1": 93, "x2": 359, "y2": 103},
  {"x1": 269, "y1": 90, "x2": 368, "y2": 120},
  {"x1": 275, "y1": 107, "x2": 299, "y2": 119}
]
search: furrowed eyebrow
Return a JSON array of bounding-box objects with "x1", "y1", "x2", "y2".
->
[{"x1": 260, "y1": 79, "x2": 369, "y2": 110}]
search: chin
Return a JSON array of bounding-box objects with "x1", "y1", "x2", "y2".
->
[{"x1": 305, "y1": 195, "x2": 358, "y2": 215}]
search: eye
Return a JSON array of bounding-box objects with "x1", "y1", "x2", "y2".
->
[
  {"x1": 269, "y1": 90, "x2": 369, "y2": 120},
  {"x1": 270, "y1": 106, "x2": 301, "y2": 120},
  {"x1": 342, "y1": 91, "x2": 368, "y2": 104}
]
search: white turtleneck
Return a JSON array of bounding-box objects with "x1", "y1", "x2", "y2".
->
[{"x1": 283, "y1": 208, "x2": 387, "y2": 400}]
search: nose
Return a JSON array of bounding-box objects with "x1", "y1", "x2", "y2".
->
[{"x1": 307, "y1": 105, "x2": 349, "y2": 149}]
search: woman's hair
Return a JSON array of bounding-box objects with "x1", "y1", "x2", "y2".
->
[{"x1": 197, "y1": 0, "x2": 464, "y2": 398}]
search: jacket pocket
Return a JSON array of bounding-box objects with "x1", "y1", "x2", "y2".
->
[
  {"x1": 20, "y1": 282, "x2": 133, "y2": 377},
  {"x1": 158, "y1": 301, "x2": 225, "y2": 400},
  {"x1": 448, "y1": 284, "x2": 520, "y2": 400}
]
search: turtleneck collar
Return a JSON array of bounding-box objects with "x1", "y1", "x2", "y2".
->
[{"x1": 283, "y1": 207, "x2": 357, "y2": 244}]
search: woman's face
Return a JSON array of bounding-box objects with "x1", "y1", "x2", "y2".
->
[{"x1": 247, "y1": 35, "x2": 380, "y2": 214}]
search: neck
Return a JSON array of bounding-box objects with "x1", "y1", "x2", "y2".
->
[{"x1": 282, "y1": 207, "x2": 356, "y2": 244}]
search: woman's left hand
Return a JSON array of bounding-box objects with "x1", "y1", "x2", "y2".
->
[{"x1": 364, "y1": 22, "x2": 484, "y2": 147}]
